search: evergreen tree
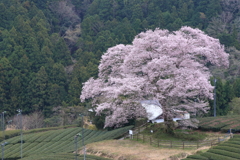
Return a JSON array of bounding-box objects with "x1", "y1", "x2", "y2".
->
[
  {"x1": 9, "y1": 45, "x2": 25, "y2": 69},
  {"x1": 0, "y1": 63, "x2": 6, "y2": 111},
  {"x1": 50, "y1": 63, "x2": 67, "y2": 87},
  {"x1": 0, "y1": 57, "x2": 13, "y2": 112},
  {"x1": 0, "y1": 30, "x2": 16, "y2": 57},
  {"x1": 233, "y1": 78, "x2": 240, "y2": 98},
  {"x1": 48, "y1": 83, "x2": 65, "y2": 107},
  {"x1": 53, "y1": 38, "x2": 72, "y2": 66},
  {"x1": 10, "y1": 76, "x2": 22, "y2": 112},
  {"x1": 28, "y1": 66, "x2": 49, "y2": 112},
  {"x1": 178, "y1": 2, "x2": 188, "y2": 21},
  {"x1": 68, "y1": 76, "x2": 81, "y2": 105},
  {"x1": 131, "y1": 4, "x2": 143, "y2": 21},
  {"x1": 0, "y1": 3, "x2": 9, "y2": 28}
]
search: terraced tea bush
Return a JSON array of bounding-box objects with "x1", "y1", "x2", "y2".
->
[
  {"x1": 1, "y1": 125, "x2": 133, "y2": 159},
  {"x1": 0, "y1": 130, "x2": 20, "y2": 141},
  {"x1": 21, "y1": 153, "x2": 111, "y2": 160},
  {"x1": 186, "y1": 154, "x2": 208, "y2": 159},
  {"x1": 183, "y1": 133, "x2": 240, "y2": 160},
  {"x1": 198, "y1": 115, "x2": 240, "y2": 132},
  {"x1": 200, "y1": 152, "x2": 238, "y2": 160},
  {"x1": 208, "y1": 148, "x2": 240, "y2": 159},
  {"x1": 213, "y1": 146, "x2": 239, "y2": 154}
]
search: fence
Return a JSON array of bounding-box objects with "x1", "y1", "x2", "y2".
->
[{"x1": 130, "y1": 133, "x2": 230, "y2": 149}]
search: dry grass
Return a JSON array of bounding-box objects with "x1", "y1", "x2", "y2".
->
[
  {"x1": 5, "y1": 125, "x2": 17, "y2": 131},
  {"x1": 83, "y1": 139, "x2": 209, "y2": 160}
]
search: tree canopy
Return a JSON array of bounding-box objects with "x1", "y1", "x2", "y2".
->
[
  {"x1": 81, "y1": 26, "x2": 229, "y2": 128},
  {"x1": 0, "y1": 0, "x2": 240, "y2": 122}
]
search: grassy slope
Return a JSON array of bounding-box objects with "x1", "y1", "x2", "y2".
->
[
  {"x1": 84, "y1": 123, "x2": 221, "y2": 160},
  {"x1": 85, "y1": 139, "x2": 197, "y2": 160}
]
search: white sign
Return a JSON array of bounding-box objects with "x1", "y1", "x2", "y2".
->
[{"x1": 129, "y1": 130, "x2": 133, "y2": 135}]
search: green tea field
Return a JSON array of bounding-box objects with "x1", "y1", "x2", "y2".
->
[
  {"x1": 184, "y1": 134, "x2": 240, "y2": 160},
  {"x1": 198, "y1": 115, "x2": 240, "y2": 132},
  {"x1": 1, "y1": 126, "x2": 133, "y2": 160},
  {"x1": 21, "y1": 154, "x2": 111, "y2": 160}
]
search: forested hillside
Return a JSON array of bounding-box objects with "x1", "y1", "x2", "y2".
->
[{"x1": 1, "y1": 0, "x2": 240, "y2": 125}]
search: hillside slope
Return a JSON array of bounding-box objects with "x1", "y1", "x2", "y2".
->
[
  {"x1": 184, "y1": 134, "x2": 240, "y2": 160},
  {"x1": 1, "y1": 126, "x2": 132, "y2": 159}
]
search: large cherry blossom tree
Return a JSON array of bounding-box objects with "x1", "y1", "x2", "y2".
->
[{"x1": 80, "y1": 26, "x2": 229, "y2": 130}]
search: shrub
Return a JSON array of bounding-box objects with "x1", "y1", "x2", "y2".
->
[{"x1": 186, "y1": 154, "x2": 208, "y2": 159}]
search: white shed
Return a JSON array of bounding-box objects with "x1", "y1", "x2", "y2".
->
[{"x1": 141, "y1": 100, "x2": 190, "y2": 123}]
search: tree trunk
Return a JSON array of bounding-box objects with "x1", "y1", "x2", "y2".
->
[
  {"x1": 162, "y1": 100, "x2": 175, "y2": 135},
  {"x1": 164, "y1": 115, "x2": 175, "y2": 135}
]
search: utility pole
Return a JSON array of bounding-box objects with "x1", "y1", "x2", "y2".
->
[
  {"x1": 17, "y1": 109, "x2": 23, "y2": 159},
  {"x1": 2, "y1": 111, "x2": 6, "y2": 141},
  {"x1": 74, "y1": 133, "x2": 81, "y2": 160},
  {"x1": 214, "y1": 79, "x2": 217, "y2": 117},
  {"x1": 79, "y1": 114, "x2": 85, "y2": 160},
  {"x1": 1, "y1": 142, "x2": 8, "y2": 160}
]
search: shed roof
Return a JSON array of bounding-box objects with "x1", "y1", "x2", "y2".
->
[{"x1": 140, "y1": 100, "x2": 162, "y2": 120}]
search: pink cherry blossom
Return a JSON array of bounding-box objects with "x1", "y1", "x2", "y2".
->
[{"x1": 80, "y1": 26, "x2": 229, "y2": 128}]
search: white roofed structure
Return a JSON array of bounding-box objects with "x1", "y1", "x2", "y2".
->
[
  {"x1": 140, "y1": 100, "x2": 163, "y2": 121},
  {"x1": 140, "y1": 100, "x2": 190, "y2": 123}
]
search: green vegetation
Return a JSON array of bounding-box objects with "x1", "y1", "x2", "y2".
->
[
  {"x1": 0, "y1": 125, "x2": 79, "y2": 141},
  {"x1": 142, "y1": 123, "x2": 207, "y2": 141},
  {"x1": 0, "y1": 130, "x2": 20, "y2": 141},
  {"x1": 198, "y1": 115, "x2": 240, "y2": 132},
  {"x1": 184, "y1": 135, "x2": 240, "y2": 160},
  {"x1": 21, "y1": 154, "x2": 111, "y2": 160},
  {"x1": 0, "y1": 0, "x2": 240, "y2": 125},
  {"x1": 0, "y1": 126, "x2": 132, "y2": 159}
]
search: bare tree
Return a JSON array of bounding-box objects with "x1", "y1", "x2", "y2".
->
[
  {"x1": 207, "y1": 0, "x2": 240, "y2": 38},
  {"x1": 206, "y1": 11, "x2": 233, "y2": 37},
  {"x1": 221, "y1": 0, "x2": 240, "y2": 13},
  {"x1": 206, "y1": 15, "x2": 228, "y2": 37},
  {"x1": 64, "y1": 24, "x2": 81, "y2": 46},
  {"x1": 10, "y1": 111, "x2": 44, "y2": 130},
  {"x1": 45, "y1": 105, "x2": 85, "y2": 127},
  {"x1": 49, "y1": 0, "x2": 81, "y2": 34},
  {"x1": 26, "y1": 111, "x2": 44, "y2": 129}
]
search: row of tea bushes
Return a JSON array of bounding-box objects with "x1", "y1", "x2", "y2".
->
[
  {"x1": 1, "y1": 125, "x2": 133, "y2": 159},
  {"x1": 198, "y1": 115, "x2": 240, "y2": 132},
  {"x1": 184, "y1": 135, "x2": 240, "y2": 160},
  {"x1": 21, "y1": 153, "x2": 111, "y2": 160},
  {"x1": 0, "y1": 125, "x2": 78, "y2": 141}
]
